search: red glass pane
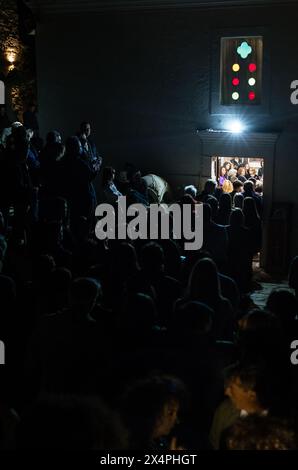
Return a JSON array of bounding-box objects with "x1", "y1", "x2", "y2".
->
[
  {"x1": 248, "y1": 91, "x2": 256, "y2": 101},
  {"x1": 249, "y1": 63, "x2": 257, "y2": 72},
  {"x1": 232, "y1": 78, "x2": 240, "y2": 86}
]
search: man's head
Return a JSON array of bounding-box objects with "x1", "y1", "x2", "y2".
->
[
  {"x1": 243, "y1": 180, "x2": 254, "y2": 193},
  {"x1": 233, "y1": 180, "x2": 244, "y2": 193},
  {"x1": 203, "y1": 179, "x2": 216, "y2": 195},
  {"x1": 224, "y1": 364, "x2": 265, "y2": 414},
  {"x1": 80, "y1": 122, "x2": 91, "y2": 138}
]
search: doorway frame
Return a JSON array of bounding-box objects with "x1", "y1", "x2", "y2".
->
[{"x1": 197, "y1": 130, "x2": 279, "y2": 270}]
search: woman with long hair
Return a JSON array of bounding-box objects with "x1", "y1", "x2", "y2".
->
[{"x1": 216, "y1": 193, "x2": 232, "y2": 226}]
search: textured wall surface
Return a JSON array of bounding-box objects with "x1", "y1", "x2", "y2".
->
[
  {"x1": 35, "y1": 3, "x2": 298, "y2": 258},
  {"x1": 0, "y1": 0, "x2": 36, "y2": 120}
]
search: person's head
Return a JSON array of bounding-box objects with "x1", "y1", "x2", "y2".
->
[
  {"x1": 220, "y1": 167, "x2": 226, "y2": 177},
  {"x1": 243, "y1": 197, "x2": 260, "y2": 225},
  {"x1": 188, "y1": 257, "x2": 221, "y2": 302},
  {"x1": 140, "y1": 242, "x2": 165, "y2": 274},
  {"x1": 224, "y1": 364, "x2": 265, "y2": 413},
  {"x1": 243, "y1": 180, "x2": 254, "y2": 194},
  {"x1": 122, "y1": 293, "x2": 157, "y2": 332},
  {"x1": 219, "y1": 192, "x2": 232, "y2": 212},
  {"x1": 65, "y1": 136, "x2": 82, "y2": 157},
  {"x1": 80, "y1": 122, "x2": 91, "y2": 138},
  {"x1": 238, "y1": 308, "x2": 279, "y2": 332},
  {"x1": 70, "y1": 277, "x2": 102, "y2": 317},
  {"x1": 225, "y1": 415, "x2": 297, "y2": 450},
  {"x1": 255, "y1": 181, "x2": 263, "y2": 194},
  {"x1": 222, "y1": 180, "x2": 233, "y2": 194},
  {"x1": 120, "y1": 375, "x2": 186, "y2": 447},
  {"x1": 17, "y1": 395, "x2": 127, "y2": 450},
  {"x1": 237, "y1": 167, "x2": 245, "y2": 177},
  {"x1": 102, "y1": 166, "x2": 116, "y2": 185},
  {"x1": 224, "y1": 162, "x2": 231, "y2": 171},
  {"x1": 233, "y1": 180, "x2": 244, "y2": 193},
  {"x1": 111, "y1": 242, "x2": 139, "y2": 277},
  {"x1": 245, "y1": 163, "x2": 250, "y2": 171},
  {"x1": 184, "y1": 185, "x2": 197, "y2": 198},
  {"x1": 203, "y1": 179, "x2": 216, "y2": 195},
  {"x1": 32, "y1": 254, "x2": 56, "y2": 283},
  {"x1": 46, "y1": 130, "x2": 62, "y2": 145},
  {"x1": 249, "y1": 167, "x2": 256, "y2": 177},
  {"x1": 233, "y1": 193, "x2": 244, "y2": 209},
  {"x1": 266, "y1": 289, "x2": 298, "y2": 330},
  {"x1": 205, "y1": 196, "x2": 218, "y2": 220},
  {"x1": 172, "y1": 301, "x2": 213, "y2": 336},
  {"x1": 229, "y1": 207, "x2": 244, "y2": 228}
]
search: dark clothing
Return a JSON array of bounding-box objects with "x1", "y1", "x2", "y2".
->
[
  {"x1": 66, "y1": 156, "x2": 97, "y2": 223},
  {"x1": 243, "y1": 191, "x2": 263, "y2": 217}
]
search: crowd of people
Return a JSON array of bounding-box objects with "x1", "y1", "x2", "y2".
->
[{"x1": 0, "y1": 109, "x2": 298, "y2": 450}]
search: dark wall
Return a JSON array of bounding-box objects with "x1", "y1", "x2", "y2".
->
[{"x1": 35, "y1": 4, "x2": 298, "y2": 256}]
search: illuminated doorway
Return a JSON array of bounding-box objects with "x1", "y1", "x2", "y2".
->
[{"x1": 211, "y1": 156, "x2": 264, "y2": 270}]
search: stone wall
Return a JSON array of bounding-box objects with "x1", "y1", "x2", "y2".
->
[{"x1": 0, "y1": 0, "x2": 36, "y2": 120}]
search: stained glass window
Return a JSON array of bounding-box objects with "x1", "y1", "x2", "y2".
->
[{"x1": 220, "y1": 36, "x2": 263, "y2": 105}]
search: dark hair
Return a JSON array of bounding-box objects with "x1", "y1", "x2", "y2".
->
[
  {"x1": 266, "y1": 288, "x2": 298, "y2": 327},
  {"x1": 102, "y1": 166, "x2": 115, "y2": 186},
  {"x1": 203, "y1": 179, "x2": 216, "y2": 194},
  {"x1": 243, "y1": 180, "x2": 254, "y2": 193},
  {"x1": 140, "y1": 242, "x2": 164, "y2": 273},
  {"x1": 225, "y1": 415, "x2": 297, "y2": 450},
  {"x1": 233, "y1": 180, "x2": 244, "y2": 191},
  {"x1": 229, "y1": 207, "x2": 244, "y2": 227},
  {"x1": 243, "y1": 197, "x2": 260, "y2": 226},
  {"x1": 120, "y1": 375, "x2": 186, "y2": 449}
]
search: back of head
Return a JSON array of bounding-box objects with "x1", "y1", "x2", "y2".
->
[
  {"x1": 70, "y1": 277, "x2": 101, "y2": 313},
  {"x1": 229, "y1": 207, "x2": 244, "y2": 228},
  {"x1": 122, "y1": 293, "x2": 157, "y2": 331},
  {"x1": 204, "y1": 179, "x2": 216, "y2": 195},
  {"x1": 189, "y1": 257, "x2": 220, "y2": 301},
  {"x1": 206, "y1": 196, "x2": 218, "y2": 220},
  {"x1": 244, "y1": 180, "x2": 254, "y2": 193},
  {"x1": 184, "y1": 185, "x2": 197, "y2": 198},
  {"x1": 266, "y1": 288, "x2": 298, "y2": 326},
  {"x1": 243, "y1": 197, "x2": 259, "y2": 223},
  {"x1": 140, "y1": 242, "x2": 164, "y2": 274},
  {"x1": 219, "y1": 192, "x2": 232, "y2": 210},
  {"x1": 222, "y1": 180, "x2": 233, "y2": 194}
]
